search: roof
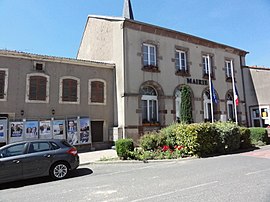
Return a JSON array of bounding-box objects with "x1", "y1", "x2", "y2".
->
[
  {"x1": 245, "y1": 66, "x2": 270, "y2": 71},
  {"x1": 0, "y1": 49, "x2": 115, "y2": 69},
  {"x1": 88, "y1": 15, "x2": 248, "y2": 56}
]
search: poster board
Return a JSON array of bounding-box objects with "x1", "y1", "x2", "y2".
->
[
  {"x1": 79, "y1": 117, "x2": 91, "y2": 144},
  {"x1": 53, "y1": 120, "x2": 66, "y2": 140},
  {"x1": 66, "y1": 118, "x2": 79, "y2": 145},
  {"x1": 0, "y1": 119, "x2": 8, "y2": 143},
  {"x1": 24, "y1": 121, "x2": 39, "y2": 140},
  {"x1": 39, "y1": 120, "x2": 52, "y2": 139},
  {"x1": 9, "y1": 121, "x2": 24, "y2": 143}
]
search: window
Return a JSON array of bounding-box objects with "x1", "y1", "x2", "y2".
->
[
  {"x1": 59, "y1": 77, "x2": 80, "y2": 104},
  {"x1": 0, "y1": 69, "x2": 8, "y2": 101},
  {"x1": 227, "y1": 93, "x2": 235, "y2": 121},
  {"x1": 225, "y1": 60, "x2": 232, "y2": 78},
  {"x1": 203, "y1": 91, "x2": 212, "y2": 121},
  {"x1": 202, "y1": 55, "x2": 211, "y2": 75},
  {"x1": 29, "y1": 76, "x2": 47, "y2": 101},
  {"x1": 91, "y1": 81, "x2": 105, "y2": 103},
  {"x1": 175, "y1": 90, "x2": 181, "y2": 122},
  {"x1": 0, "y1": 143, "x2": 26, "y2": 158},
  {"x1": 251, "y1": 106, "x2": 269, "y2": 127},
  {"x1": 175, "y1": 50, "x2": 187, "y2": 72},
  {"x1": 26, "y1": 73, "x2": 49, "y2": 103},
  {"x1": 143, "y1": 43, "x2": 157, "y2": 67},
  {"x1": 140, "y1": 86, "x2": 158, "y2": 124},
  {"x1": 28, "y1": 142, "x2": 51, "y2": 153}
]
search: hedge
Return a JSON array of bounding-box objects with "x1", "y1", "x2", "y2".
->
[
  {"x1": 249, "y1": 127, "x2": 269, "y2": 145},
  {"x1": 115, "y1": 138, "x2": 134, "y2": 160}
]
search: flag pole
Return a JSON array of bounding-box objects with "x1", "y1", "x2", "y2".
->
[
  {"x1": 208, "y1": 55, "x2": 214, "y2": 123},
  {"x1": 231, "y1": 60, "x2": 238, "y2": 125}
]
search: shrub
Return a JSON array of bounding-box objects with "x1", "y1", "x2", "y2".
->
[
  {"x1": 215, "y1": 122, "x2": 240, "y2": 153},
  {"x1": 239, "y1": 127, "x2": 252, "y2": 149},
  {"x1": 195, "y1": 122, "x2": 220, "y2": 157},
  {"x1": 139, "y1": 131, "x2": 165, "y2": 151},
  {"x1": 180, "y1": 85, "x2": 193, "y2": 124},
  {"x1": 249, "y1": 127, "x2": 268, "y2": 145},
  {"x1": 159, "y1": 123, "x2": 179, "y2": 147},
  {"x1": 115, "y1": 138, "x2": 134, "y2": 160},
  {"x1": 173, "y1": 123, "x2": 199, "y2": 156}
]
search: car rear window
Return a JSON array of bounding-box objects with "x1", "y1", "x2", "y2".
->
[
  {"x1": 61, "y1": 140, "x2": 73, "y2": 148},
  {"x1": 50, "y1": 142, "x2": 60, "y2": 150}
]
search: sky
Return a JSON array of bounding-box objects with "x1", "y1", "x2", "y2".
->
[{"x1": 0, "y1": 0, "x2": 269, "y2": 67}]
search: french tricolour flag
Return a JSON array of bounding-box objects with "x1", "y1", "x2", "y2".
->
[{"x1": 234, "y1": 84, "x2": 239, "y2": 106}]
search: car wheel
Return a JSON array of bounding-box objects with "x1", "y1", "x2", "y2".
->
[{"x1": 50, "y1": 162, "x2": 69, "y2": 180}]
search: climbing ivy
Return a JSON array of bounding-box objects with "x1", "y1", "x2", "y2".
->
[{"x1": 180, "y1": 85, "x2": 193, "y2": 123}]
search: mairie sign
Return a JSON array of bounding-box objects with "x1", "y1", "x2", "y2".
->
[{"x1": 187, "y1": 78, "x2": 208, "y2": 86}]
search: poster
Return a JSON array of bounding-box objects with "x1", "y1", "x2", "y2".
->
[
  {"x1": 0, "y1": 119, "x2": 7, "y2": 143},
  {"x1": 9, "y1": 121, "x2": 23, "y2": 143},
  {"x1": 39, "y1": 120, "x2": 52, "y2": 139},
  {"x1": 53, "y1": 120, "x2": 65, "y2": 139},
  {"x1": 25, "y1": 121, "x2": 39, "y2": 139},
  {"x1": 79, "y1": 117, "x2": 91, "y2": 144},
  {"x1": 67, "y1": 118, "x2": 78, "y2": 145}
]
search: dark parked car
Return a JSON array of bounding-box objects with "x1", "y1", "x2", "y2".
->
[{"x1": 0, "y1": 139, "x2": 79, "y2": 184}]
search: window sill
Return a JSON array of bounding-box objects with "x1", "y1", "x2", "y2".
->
[
  {"x1": 202, "y1": 74, "x2": 215, "y2": 80},
  {"x1": 142, "y1": 65, "x2": 160, "y2": 73},
  {"x1": 142, "y1": 123, "x2": 160, "y2": 126},
  {"x1": 175, "y1": 70, "x2": 190, "y2": 77},
  {"x1": 226, "y1": 77, "x2": 232, "y2": 82}
]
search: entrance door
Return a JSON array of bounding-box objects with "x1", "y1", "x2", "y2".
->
[{"x1": 91, "y1": 121, "x2": 103, "y2": 142}]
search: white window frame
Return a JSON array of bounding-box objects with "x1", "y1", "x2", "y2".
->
[
  {"x1": 88, "y1": 79, "x2": 106, "y2": 105},
  {"x1": 202, "y1": 55, "x2": 211, "y2": 75},
  {"x1": 225, "y1": 60, "x2": 232, "y2": 78},
  {"x1": 59, "y1": 76, "x2": 80, "y2": 104},
  {"x1": 176, "y1": 50, "x2": 187, "y2": 71},
  {"x1": 142, "y1": 94, "x2": 159, "y2": 122},
  {"x1": 203, "y1": 92, "x2": 211, "y2": 120},
  {"x1": 250, "y1": 106, "x2": 270, "y2": 127},
  {"x1": 175, "y1": 90, "x2": 181, "y2": 121},
  {"x1": 143, "y1": 43, "x2": 157, "y2": 66},
  {"x1": 25, "y1": 73, "x2": 49, "y2": 103},
  {"x1": 0, "y1": 68, "x2": 8, "y2": 102},
  {"x1": 227, "y1": 100, "x2": 235, "y2": 120}
]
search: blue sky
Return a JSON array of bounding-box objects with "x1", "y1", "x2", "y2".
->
[{"x1": 0, "y1": 0, "x2": 269, "y2": 67}]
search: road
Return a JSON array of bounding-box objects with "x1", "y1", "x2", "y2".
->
[{"x1": 1, "y1": 146, "x2": 270, "y2": 202}]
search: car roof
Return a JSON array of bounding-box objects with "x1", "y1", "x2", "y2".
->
[{"x1": 0, "y1": 139, "x2": 65, "y2": 149}]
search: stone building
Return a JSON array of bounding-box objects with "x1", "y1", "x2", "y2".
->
[
  {"x1": 0, "y1": 50, "x2": 115, "y2": 149},
  {"x1": 77, "y1": 0, "x2": 249, "y2": 142}
]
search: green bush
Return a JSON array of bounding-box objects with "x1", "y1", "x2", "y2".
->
[
  {"x1": 139, "y1": 131, "x2": 165, "y2": 151},
  {"x1": 249, "y1": 127, "x2": 268, "y2": 145},
  {"x1": 195, "y1": 122, "x2": 220, "y2": 156},
  {"x1": 215, "y1": 122, "x2": 241, "y2": 153},
  {"x1": 115, "y1": 138, "x2": 134, "y2": 160},
  {"x1": 173, "y1": 123, "x2": 199, "y2": 156},
  {"x1": 159, "y1": 123, "x2": 179, "y2": 147},
  {"x1": 239, "y1": 127, "x2": 252, "y2": 149}
]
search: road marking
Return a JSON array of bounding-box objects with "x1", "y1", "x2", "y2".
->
[
  {"x1": 246, "y1": 168, "x2": 270, "y2": 176},
  {"x1": 131, "y1": 181, "x2": 219, "y2": 202},
  {"x1": 94, "y1": 161, "x2": 178, "y2": 177}
]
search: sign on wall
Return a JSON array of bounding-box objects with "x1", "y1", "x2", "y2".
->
[
  {"x1": 53, "y1": 120, "x2": 66, "y2": 140},
  {"x1": 79, "y1": 117, "x2": 91, "y2": 144},
  {"x1": 25, "y1": 121, "x2": 39, "y2": 140},
  {"x1": 67, "y1": 118, "x2": 79, "y2": 145},
  {"x1": 0, "y1": 119, "x2": 8, "y2": 143},
  {"x1": 9, "y1": 121, "x2": 23, "y2": 143},
  {"x1": 39, "y1": 120, "x2": 52, "y2": 139}
]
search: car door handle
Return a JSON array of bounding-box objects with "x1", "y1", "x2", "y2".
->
[
  {"x1": 44, "y1": 154, "x2": 51, "y2": 158},
  {"x1": 12, "y1": 160, "x2": 20, "y2": 164}
]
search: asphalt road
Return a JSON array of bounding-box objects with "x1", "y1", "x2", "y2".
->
[{"x1": 1, "y1": 146, "x2": 270, "y2": 202}]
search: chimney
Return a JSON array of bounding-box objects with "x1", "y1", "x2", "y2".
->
[{"x1": 122, "y1": 0, "x2": 134, "y2": 20}]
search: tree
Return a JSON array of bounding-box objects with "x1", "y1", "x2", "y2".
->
[{"x1": 180, "y1": 85, "x2": 193, "y2": 123}]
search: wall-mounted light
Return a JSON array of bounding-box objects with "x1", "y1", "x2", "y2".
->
[
  {"x1": 20, "y1": 110, "x2": 24, "y2": 116},
  {"x1": 51, "y1": 109, "x2": 55, "y2": 115}
]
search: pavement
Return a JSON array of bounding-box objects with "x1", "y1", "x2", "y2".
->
[{"x1": 78, "y1": 149, "x2": 118, "y2": 165}]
